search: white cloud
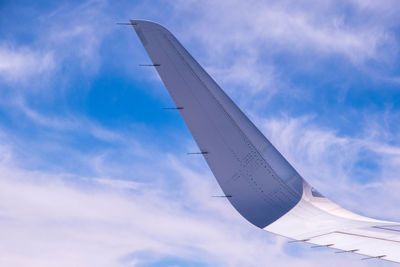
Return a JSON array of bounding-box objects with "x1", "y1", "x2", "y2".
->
[
  {"x1": 43, "y1": 1, "x2": 113, "y2": 73},
  {"x1": 0, "y1": 45, "x2": 55, "y2": 83},
  {"x1": 0, "y1": 113, "x2": 399, "y2": 266},
  {"x1": 0, "y1": 1, "x2": 114, "y2": 88},
  {"x1": 172, "y1": 0, "x2": 397, "y2": 64},
  {"x1": 205, "y1": 55, "x2": 278, "y2": 97},
  {"x1": 15, "y1": 99, "x2": 123, "y2": 143}
]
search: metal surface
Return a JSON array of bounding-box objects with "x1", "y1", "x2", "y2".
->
[{"x1": 131, "y1": 19, "x2": 303, "y2": 228}]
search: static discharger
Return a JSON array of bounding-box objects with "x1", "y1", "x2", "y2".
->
[
  {"x1": 139, "y1": 64, "x2": 161, "y2": 67},
  {"x1": 361, "y1": 255, "x2": 386, "y2": 260},
  {"x1": 335, "y1": 249, "x2": 359, "y2": 254},
  {"x1": 116, "y1": 22, "x2": 137, "y2": 26},
  {"x1": 212, "y1": 195, "x2": 232, "y2": 198},
  {"x1": 162, "y1": 107, "x2": 184, "y2": 110},
  {"x1": 311, "y1": 244, "x2": 334, "y2": 248},
  {"x1": 187, "y1": 151, "x2": 208, "y2": 155},
  {"x1": 288, "y1": 239, "x2": 311, "y2": 243}
]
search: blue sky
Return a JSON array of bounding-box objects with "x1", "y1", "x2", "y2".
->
[{"x1": 1, "y1": 0, "x2": 400, "y2": 266}]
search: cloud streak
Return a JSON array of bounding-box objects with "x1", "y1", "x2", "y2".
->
[
  {"x1": 0, "y1": 44, "x2": 55, "y2": 83},
  {"x1": 172, "y1": 0, "x2": 398, "y2": 63},
  {"x1": 1, "y1": 125, "x2": 397, "y2": 267}
]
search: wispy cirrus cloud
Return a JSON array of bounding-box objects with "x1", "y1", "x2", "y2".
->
[
  {"x1": 0, "y1": 44, "x2": 55, "y2": 83},
  {"x1": 172, "y1": 0, "x2": 398, "y2": 63},
  {"x1": 0, "y1": 1, "x2": 113, "y2": 90},
  {"x1": 0, "y1": 120, "x2": 396, "y2": 267}
]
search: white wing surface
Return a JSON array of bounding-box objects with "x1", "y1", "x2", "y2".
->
[{"x1": 130, "y1": 20, "x2": 400, "y2": 263}]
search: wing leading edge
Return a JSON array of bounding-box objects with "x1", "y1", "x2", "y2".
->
[{"x1": 130, "y1": 20, "x2": 400, "y2": 263}]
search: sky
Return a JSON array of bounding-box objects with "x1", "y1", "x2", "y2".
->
[{"x1": 1, "y1": 0, "x2": 400, "y2": 266}]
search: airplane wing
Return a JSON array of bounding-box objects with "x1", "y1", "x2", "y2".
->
[{"x1": 130, "y1": 19, "x2": 400, "y2": 263}]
